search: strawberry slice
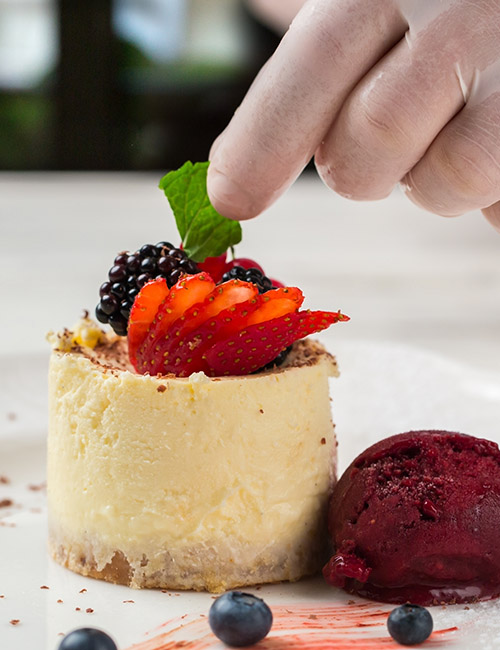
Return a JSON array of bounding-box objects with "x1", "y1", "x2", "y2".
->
[
  {"x1": 145, "y1": 285, "x2": 305, "y2": 376},
  {"x1": 131, "y1": 272, "x2": 215, "y2": 372},
  {"x1": 128, "y1": 278, "x2": 169, "y2": 366},
  {"x1": 145, "y1": 296, "x2": 265, "y2": 376},
  {"x1": 245, "y1": 286, "x2": 303, "y2": 325},
  {"x1": 153, "y1": 278, "x2": 258, "y2": 349},
  {"x1": 204, "y1": 310, "x2": 349, "y2": 376},
  {"x1": 136, "y1": 279, "x2": 259, "y2": 375},
  {"x1": 129, "y1": 272, "x2": 349, "y2": 377}
]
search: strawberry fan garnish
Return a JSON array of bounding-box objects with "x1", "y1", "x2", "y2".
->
[{"x1": 128, "y1": 273, "x2": 349, "y2": 377}]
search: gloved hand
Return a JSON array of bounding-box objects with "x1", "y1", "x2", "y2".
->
[{"x1": 207, "y1": 0, "x2": 500, "y2": 232}]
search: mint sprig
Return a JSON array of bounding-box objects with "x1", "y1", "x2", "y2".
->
[{"x1": 159, "y1": 161, "x2": 242, "y2": 262}]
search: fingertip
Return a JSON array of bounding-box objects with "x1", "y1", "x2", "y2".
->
[
  {"x1": 208, "y1": 131, "x2": 225, "y2": 161},
  {"x1": 207, "y1": 165, "x2": 261, "y2": 221},
  {"x1": 400, "y1": 173, "x2": 464, "y2": 218},
  {"x1": 316, "y1": 156, "x2": 393, "y2": 201},
  {"x1": 482, "y1": 203, "x2": 500, "y2": 233}
]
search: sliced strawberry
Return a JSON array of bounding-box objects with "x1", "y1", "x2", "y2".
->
[
  {"x1": 130, "y1": 272, "x2": 349, "y2": 377},
  {"x1": 136, "y1": 279, "x2": 259, "y2": 375},
  {"x1": 203, "y1": 310, "x2": 349, "y2": 376},
  {"x1": 128, "y1": 278, "x2": 169, "y2": 366},
  {"x1": 154, "y1": 278, "x2": 258, "y2": 350},
  {"x1": 146, "y1": 296, "x2": 266, "y2": 376},
  {"x1": 159, "y1": 286, "x2": 303, "y2": 374},
  {"x1": 245, "y1": 286, "x2": 304, "y2": 326},
  {"x1": 133, "y1": 272, "x2": 215, "y2": 372}
]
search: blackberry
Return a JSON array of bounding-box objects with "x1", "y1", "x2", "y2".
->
[
  {"x1": 96, "y1": 242, "x2": 200, "y2": 335},
  {"x1": 221, "y1": 266, "x2": 274, "y2": 294}
]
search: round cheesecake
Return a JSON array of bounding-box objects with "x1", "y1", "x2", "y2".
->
[{"x1": 47, "y1": 323, "x2": 339, "y2": 592}]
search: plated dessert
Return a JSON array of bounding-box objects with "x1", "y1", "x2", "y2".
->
[{"x1": 47, "y1": 162, "x2": 348, "y2": 592}]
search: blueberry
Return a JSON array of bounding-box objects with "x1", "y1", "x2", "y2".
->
[
  {"x1": 387, "y1": 604, "x2": 433, "y2": 646},
  {"x1": 209, "y1": 591, "x2": 273, "y2": 647},
  {"x1": 57, "y1": 627, "x2": 118, "y2": 650}
]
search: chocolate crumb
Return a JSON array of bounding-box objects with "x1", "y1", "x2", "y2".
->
[
  {"x1": 320, "y1": 438, "x2": 326, "y2": 445},
  {"x1": 308, "y1": 614, "x2": 318, "y2": 620},
  {"x1": 161, "y1": 590, "x2": 168, "y2": 594},
  {"x1": 86, "y1": 608, "x2": 94, "y2": 614},
  {"x1": 6, "y1": 413, "x2": 16, "y2": 422},
  {"x1": 57, "y1": 600, "x2": 63, "y2": 604},
  {"x1": 0, "y1": 595, "x2": 4, "y2": 599},
  {"x1": 123, "y1": 600, "x2": 135, "y2": 603},
  {"x1": 28, "y1": 483, "x2": 46, "y2": 492},
  {"x1": 79, "y1": 588, "x2": 87, "y2": 594},
  {"x1": 259, "y1": 408, "x2": 264, "y2": 414},
  {"x1": 0, "y1": 477, "x2": 9, "y2": 484},
  {"x1": 157, "y1": 385, "x2": 167, "y2": 393},
  {"x1": 82, "y1": 309, "x2": 89, "y2": 319},
  {"x1": 40, "y1": 585, "x2": 49, "y2": 590},
  {"x1": 10, "y1": 619, "x2": 20, "y2": 626},
  {"x1": 464, "y1": 606, "x2": 470, "y2": 610},
  {"x1": 75, "y1": 607, "x2": 81, "y2": 612},
  {"x1": 0, "y1": 499, "x2": 13, "y2": 508},
  {"x1": 347, "y1": 600, "x2": 355, "y2": 605}
]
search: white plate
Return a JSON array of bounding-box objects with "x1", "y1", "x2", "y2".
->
[{"x1": 2, "y1": 341, "x2": 500, "y2": 650}]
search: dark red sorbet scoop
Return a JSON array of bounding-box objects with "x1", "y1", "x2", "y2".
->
[{"x1": 324, "y1": 430, "x2": 500, "y2": 605}]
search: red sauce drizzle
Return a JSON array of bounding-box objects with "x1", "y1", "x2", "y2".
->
[{"x1": 125, "y1": 602, "x2": 458, "y2": 650}]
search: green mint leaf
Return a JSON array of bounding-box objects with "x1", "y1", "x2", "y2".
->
[{"x1": 159, "y1": 161, "x2": 242, "y2": 262}]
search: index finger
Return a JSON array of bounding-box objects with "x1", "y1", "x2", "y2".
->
[{"x1": 207, "y1": 0, "x2": 407, "y2": 220}]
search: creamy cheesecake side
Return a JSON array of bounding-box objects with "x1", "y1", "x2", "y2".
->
[{"x1": 47, "y1": 326, "x2": 339, "y2": 592}]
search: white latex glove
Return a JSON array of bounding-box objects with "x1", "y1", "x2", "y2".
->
[{"x1": 207, "y1": 0, "x2": 500, "y2": 232}]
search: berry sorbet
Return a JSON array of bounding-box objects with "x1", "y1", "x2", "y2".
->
[{"x1": 324, "y1": 430, "x2": 500, "y2": 605}]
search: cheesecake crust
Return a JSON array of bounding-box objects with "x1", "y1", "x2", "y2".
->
[{"x1": 49, "y1": 520, "x2": 329, "y2": 592}]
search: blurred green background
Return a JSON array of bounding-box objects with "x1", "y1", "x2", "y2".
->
[{"x1": 0, "y1": 0, "x2": 278, "y2": 170}]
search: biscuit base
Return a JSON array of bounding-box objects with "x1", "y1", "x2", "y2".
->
[{"x1": 49, "y1": 525, "x2": 328, "y2": 592}]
